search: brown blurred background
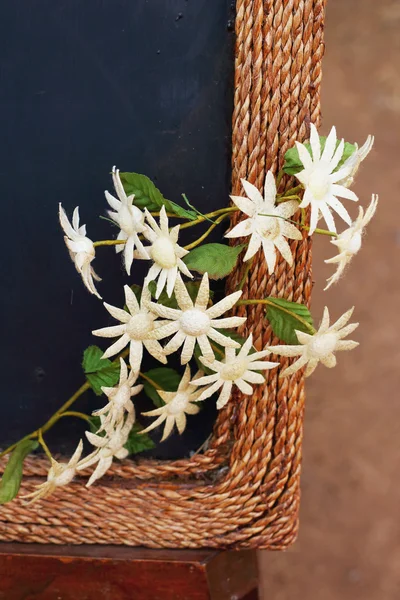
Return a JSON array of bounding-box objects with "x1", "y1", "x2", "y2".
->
[{"x1": 259, "y1": 1, "x2": 400, "y2": 598}]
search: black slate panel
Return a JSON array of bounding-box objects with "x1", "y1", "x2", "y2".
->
[{"x1": 0, "y1": 0, "x2": 235, "y2": 458}]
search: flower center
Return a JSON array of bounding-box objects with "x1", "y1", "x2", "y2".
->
[
  {"x1": 257, "y1": 215, "x2": 281, "y2": 240},
  {"x1": 118, "y1": 204, "x2": 141, "y2": 234},
  {"x1": 347, "y1": 231, "x2": 362, "y2": 255},
  {"x1": 75, "y1": 237, "x2": 95, "y2": 258},
  {"x1": 180, "y1": 309, "x2": 210, "y2": 336},
  {"x1": 168, "y1": 392, "x2": 189, "y2": 415},
  {"x1": 308, "y1": 168, "x2": 330, "y2": 201},
  {"x1": 49, "y1": 465, "x2": 76, "y2": 487},
  {"x1": 150, "y1": 236, "x2": 177, "y2": 269},
  {"x1": 126, "y1": 311, "x2": 154, "y2": 340},
  {"x1": 220, "y1": 358, "x2": 248, "y2": 381},
  {"x1": 112, "y1": 384, "x2": 132, "y2": 407},
  {"x1": 308, "y1": 332, "x2": 338, "y2": 358}
]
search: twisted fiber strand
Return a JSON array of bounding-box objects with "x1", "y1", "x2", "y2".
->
[
  {"x1": 0, "y1": 0, "x2": 326, "y2": 549},
  {"x1": 254, "y1": 0, "x2": 273, "y2": 190}
]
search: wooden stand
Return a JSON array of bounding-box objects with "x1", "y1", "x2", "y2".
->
[{"x1": 0, "y1": 544, "x2": 259, "y2": 600}]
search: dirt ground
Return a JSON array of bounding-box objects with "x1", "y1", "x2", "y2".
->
[{"x1": 259, "y1": 1, "x2": 400, "y2": 598}]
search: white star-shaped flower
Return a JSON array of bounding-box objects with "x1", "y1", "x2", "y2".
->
[
  {"x1": 225, "y1": 171, "x2": 302, "y2": 270},
  {"x1": 336, "y1": 135, "x2": 374, "y2": 188},
  {"x1": 150, "y1": 273, "x2": 246, "y2": 364},
  {"x1": 295, "y1": 124, "x2": 359, "y2": 235},
  {"x1": 77, "y1": 412, "x2": 134, "y2": 487},
  {"x1": 194, "y1": 334, "x2": 279, "y2": 409},
  {"x1": 59, "y1": 204, "x2": 101, "y2": 298},
  {"x1": 140, "y1": 365, "x2": 203, "y2": 441},
  {"x1": 92, "y1": 284, "x2": 167, "y2": 374},
  {"x1": 22, "y1": 440, "x2": 83, "y2": 503},
  {"x1": 142, "y1": 205, "x2": 193, "y2": 298},
  {"x1": 105, "y1": 166, "x2": 149, "y2": 275},
  {"x1": 92, "y1": 358, "x2": 143, "y2": 432},
  {"x1": 270, "y1": 307, "x2": 359, "y2": 377},
  {"x1": 325, "y1": 194, "x2": 378, "y2": 290}
]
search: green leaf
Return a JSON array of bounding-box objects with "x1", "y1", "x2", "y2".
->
[
  {"x1": 82, "y1": 346, "x2": 120, "y2": 396},
  {"x1": 265, "y1": 298, "x2": 314, "y2": 344},
  {"x1": 0, "y1": 440, "x2": 39, "y2": 504},
  {"x1": 147, "y1": 280, "x2": 213, "y2": 310},
  {"x1": 88, "y1": 418, "x2": 155, "y2": 455},
  {"x1": 124, "y1": 423, "x2": 156, "y2": 454},
  {"x1": 119, "y1": 172, "x2": 197, "y2": 220},
  {"x1": 183, "y1": 243, "x2": 246, "y2": 280},
  {"x1": 142, "y1": 367, "x2": 181, "y2": 408},
  {"x1": 283, "y1": 137, "x2": 357, "y2": 175}
]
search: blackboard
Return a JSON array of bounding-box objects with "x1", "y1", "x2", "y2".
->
[{"x1": 0, "y1": 0, "x2": 235, "y2": 458}]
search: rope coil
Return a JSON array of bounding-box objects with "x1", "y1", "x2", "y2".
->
[{"x1": 0, "y1": 0, "x2": 325, "y2": 549}]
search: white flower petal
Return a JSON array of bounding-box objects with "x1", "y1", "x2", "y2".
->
[
  {"x1": 225, "y1": 218, "x2": 254, "y2": 239},
  {"x1": 216, "y1": 381, "x2": 233, "y2": 409},
  {"x1": 309, "y1": 124, "x2": 321, "y2": 161}
]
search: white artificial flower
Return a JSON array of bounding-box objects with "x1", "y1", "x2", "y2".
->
[
  {"x1": 142, "y1": 205, "x2": 193, "y2": 298},
  {"x1": 77, "y1": 412, "x2": 134, "y2": 487},
  {"x1": 93, "y1": 358, "x2": 143, "y2": 432},
  {"x1": 270, "y1": 307, "x2": 359, "y2": 377},
  {"x1": 225, "y1": 171, "x2": 302, "y2": 270},
  {"x1": 336, "y1": 135, "x2": 374, "y2": 188},
  {"x1": 22, "y1": 440, "x2": 83, "y2": 503},
  {"x1": 194, "y1": 334, "x2": 279, "y2": 409},
  {"x1": 141, "y1": 365, "x2": 203, "y2": 441},
  {"x1": 150, "y1": 273, "x2": 246, "y2": 364},
  {"x1": 105, "y1": 166, "x2": 149, "y2": 275},
  {"x1": 295, "y1": 124, "x2": 359, "y2": 235},
  {"x1": 92, "y1": 284, "x2": 167, "y2": 374},
  {"x1": 59, "y1": 204, "x2": 102, "y2": 298},
  {"x1": 325, "y1": 194, "x2": 378, "y2": 290}
]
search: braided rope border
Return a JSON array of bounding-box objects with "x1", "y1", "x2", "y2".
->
[{"x1": 0, "y1": 0, "x2": 325, "y2": 549}]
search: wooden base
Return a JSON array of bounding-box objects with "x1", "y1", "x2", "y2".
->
[{"x1": 0, "y1": 544, "x2": 259, "y2": 600}]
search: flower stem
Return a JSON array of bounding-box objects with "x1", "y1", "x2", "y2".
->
[
  {"x1": 57, "y1": 411, "x2": 91, "y2": 423},
  {"x1": 237, "y1": 298, "x2": 316, "y2": 334},
  {"x1": 184, "y1": 213, "x2": 231, "y2": 251},
  {"x1": 38, "y1": 429, "x2": 52, "y2": 461},
  {"x1": 93, "y1": 239, "x2": 126, "y2": 247},
  {"x1": 304, "y1": 225, "x2": 337, "y2": 237},
  {"x1": 258, "y1": 213, "x2": 337, "y2": 237},
  {"x1": 179, "y1": 207, "x2": 238, "y2": 231},
  {"x1": 276, "y1": 194, "x2": 302, "y2": 203}
]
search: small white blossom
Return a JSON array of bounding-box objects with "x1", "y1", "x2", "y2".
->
[
  {"x1": 270, "y1": 307, "x2": 359, "y2": 377},
  {"x1": 336, "y1": 135, "x2": 374, "y2": 188},
  {"x1": 295, "y1": 124, "x2": 359, "y2": 235},
  {"x1": 92, "y1": 284, "x2": 167, "y2": 374},
  {"x1": 93, "y1": 358, "x2": 143, "y2": 432},
  {"x1": 59, "y1": 204, "x2": 101, "y2": 298},
  {"x1": 226, "y1": 171, "x2": 302, "y2": 270},
  {"x1": 142, "y1": 206, "x2": 193, "y2": 298},
  {"x1": 22, "y1": 440, "x2": 83, "y2": 503},
  {"x1": 194, "y1": 334, "x2": 279, "y2": 409},
  {"x1": 150, "y1": 273, "x2": 246, "y2": 364},
  {"x1": 77, "y1": 412, "x2": 134, "y2": 487},
  {"x1": 325, "y1": 194, "x2": 378, "y2": 290},
  {"x1": 105, "y1": 166, "x2": 149, "y2": 275},
  {"x1": 141, "y1": 366, "x2": 202, "y2": 441}
]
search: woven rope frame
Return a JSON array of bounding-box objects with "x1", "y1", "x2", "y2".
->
[{"x1": 0, "y1": 0, "x2": 326, "y2": 549}]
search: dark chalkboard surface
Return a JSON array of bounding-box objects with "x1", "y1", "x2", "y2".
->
[{"x1": 0, "y1": 1, "x2": 234, "y2": 458}]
